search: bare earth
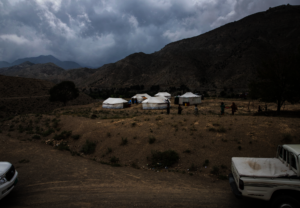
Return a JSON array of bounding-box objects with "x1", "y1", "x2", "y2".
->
[{"x1": 1, "y1": 98, "x2": 299, "y2": 207}]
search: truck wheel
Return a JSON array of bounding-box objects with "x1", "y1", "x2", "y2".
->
[{"x1": 271, "y1": 196, "x2": 300, "y2": 208}]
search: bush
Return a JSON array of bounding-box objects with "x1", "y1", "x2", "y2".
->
[
  {"x1": 120, "y1": 138, "x2": 128, "y2": 146},
  {"x1": 72, "y1": 135, "x2": 80, "y2": 140},
  {"x1": 183, "y1": 149, "x2": 191, "y2": 153},
  {"x1": 218, "y1": 175, "x2": 228, "y2": 180},
  {"x1": 81, "y1": 140, "x2": 97, "y2": 154},
  {"x1": 57, "y1": 142, "x2": 70, "y2": 151},
  {"x1": 189, "y1": 163, "x2": 197, "y2": 171},
  {"x1": 41, "y1": 128, "x2": 55, "y2": 137},
  {"x1": 131, "y1": 122, "x2": 136, "y2": 127},
  {"x1": 150, "y1": 150, "x2": 179, "y2": 167},
  {"x1": 210, "y1": 166, "x2": 219, "y2": 175},
  {"x1": 110, "y1": 156, "x2": 119, "y2": 164},
  {"x1": 107, "y1": 132, "x2": 111, "y2": 137},
  {"x1": 106, "y1": 147, "x2": 112, "y2": 154},
  {"x1": 203, "y1": 159, "x2": 209, "y2": 167},
  {"x1": 19, "y1": 159, "x2": 30, "y2": 163},
  {"x1": 238, "y1": 146, "x2": 242, "y2": 150},
  {"x1": 53, "y1": 131, "x2": 72, "y2": 140},
  {"x1": 32, "y1": 135, "x2": 41, "y2": 140},
  {"x1": 217, "y1": 127, "x2": 227, "y2": 133},
  {"x1": 208, "y1": 127, "x2": 216, "y2": 132},
  {"x1": 148, "y1": 136, "x2": 156, "y2": 144},
  {"x1": 131, "y1": 162, "x2": 140, "y2": 169}
]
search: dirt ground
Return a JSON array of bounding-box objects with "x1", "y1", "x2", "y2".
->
[{"x1": 0, "y1": 98, "x2": 299, "y2": 207}]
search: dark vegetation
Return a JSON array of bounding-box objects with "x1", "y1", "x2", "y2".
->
[
  {"x1": 49, "y1": 81, "x2": 79, "y2": 106},
  {"x1": 150, "y1": 150, "x2": 179, "y2": 168}
]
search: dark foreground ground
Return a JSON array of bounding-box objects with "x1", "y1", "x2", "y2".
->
[{"x1": 0, "y1": 135, "x2": 268, "y2": 208}]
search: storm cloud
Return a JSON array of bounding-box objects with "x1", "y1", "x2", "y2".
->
[{"x1": 0, "y1": 0, "x2": 299, "y2": 67}]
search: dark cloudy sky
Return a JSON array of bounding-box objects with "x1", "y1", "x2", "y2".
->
[{"x1": 0, "y1": 0, "x2": 298, "y2": 67}]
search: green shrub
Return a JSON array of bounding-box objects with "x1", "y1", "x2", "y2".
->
[
  {"x1": 32, "y1": 135, "x2": 41, "y2": 140},
  {"x1": 72, "y1": 135, "x2": 80, "y2": 140},
  {"x1": 148, "y1": 136, "x2": 156, "y2": 144},
  {"x1": 120, "y1": 138, "x2": 128, "y2": 146},
  {"x1": 150, "y1": 150, "x2": 179, "y2": 167},
  {"x1": 81, "y1": 140, "x2": 97, "y2": 154}
]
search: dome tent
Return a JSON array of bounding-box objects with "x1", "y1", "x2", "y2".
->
[
  {"x1": 179, "y1": 92, "x2": 201, "y2": 105},
  {"x1": 155, "y1": 92, "x2": 171, "y2": 99},
  {"x1": 102, "y1": 98, "x2": 129, "y2": 109},
  {"x1": 132, "y1": 93, "x2": 151, "y2": 103},
  {"x1": 142, "y1": 96, "x2": 170, "y2": 110}
]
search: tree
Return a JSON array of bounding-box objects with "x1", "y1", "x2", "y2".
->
[
  {"x1": 249, "y1": 51, "x2": 300, "y2": 114},
  {"x1": 49, "y1": 81, "x2": 79, "y2": 106}
]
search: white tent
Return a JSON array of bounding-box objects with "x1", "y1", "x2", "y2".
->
[
  {"x1": 102, "y1": 98, "x2": 128, "y2": 109},
  {"x1": 132, "y1": 93, "x2": 151, "y2": 103},
  {"x1": 155, "y1": 92, "x2": 171, "y2": 99},
  {"x1": 179, "y1": 92, "x2": 201, "y2": 105},
  {"x1": 142, "y1": 96, "x2": 170, "y2": 110}
]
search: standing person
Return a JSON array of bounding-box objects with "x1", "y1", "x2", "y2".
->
[
  {"x1": 178, "y1": 104, "x2": 182, "y2": 114},
  {"x1": 194, "y1": 104, "x2": 198, "y2": 116},
  {"x1": 230, "y1": 102, "x2": 238, "y2": 115},
  {"x1": 167, "y1": 100, "x2": 170, "y2": 114},
  {"x1": 220, "y1": 102, "x2": 225, "y2": 115},
  {"x1": 258, "y1": 105, "x2": 262, "y2": 112}
]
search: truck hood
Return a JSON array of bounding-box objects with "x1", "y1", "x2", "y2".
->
[
  {"x1": 0, "y1": 162, "x2": 12, "y2": 176},
  {"x1": 232, "y1": 157, "x2": 296, "y2": 178}
]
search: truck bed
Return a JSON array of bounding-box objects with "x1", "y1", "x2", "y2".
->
[{"x1": 232, "y1": 157, "x2": 296, "y2": 178}]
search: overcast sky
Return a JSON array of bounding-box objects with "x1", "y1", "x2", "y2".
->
[{"x1": 0, "y1": 0, "x2": 298, "y2": 67}]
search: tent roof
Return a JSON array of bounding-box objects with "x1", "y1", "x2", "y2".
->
[
  {"x1": 103, "y1": 98, "x2": 128, "y2": 104},
  {"x1": 180, "y1": 92, "x2": 200, "y2": 98},
  {"x1": 132, "y1": 93, "x2": 151, "y2": 98},
  {"x1": 142, "y1": 96, "x2": 169, "y2": 104},
  {"x1": 155, "y1": 92, "x2": 171, "y2": 97}
]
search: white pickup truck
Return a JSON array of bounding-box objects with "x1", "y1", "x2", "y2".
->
[
  {"x1": 0, "y1": 162, "x2": 18, "y2": 200},
  {"x1": 229, "y1": 144, "x2": 300, "y2": 208}
]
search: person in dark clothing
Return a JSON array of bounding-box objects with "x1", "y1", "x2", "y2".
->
[
  {"x1": 220, "y1": 102, "x2": 225, "y2": 115},
  {"x1": 167, "y1": 100, "x2": 170, "y2": 114},
  {"x1": 194, "y1": 104, "x2": 198, "y2": 116},
  {"x1": 178, "y1": 104, "x2": 182, "y2": 114},
  {"x1": 230, "y1": 102, "x2": 238, "y2": 115},
  {"x1": 258, "y1": 105, "x2": 262, "y2": 112}
]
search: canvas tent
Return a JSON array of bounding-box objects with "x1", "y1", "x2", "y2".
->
[
  {"x1": 179, "y1": 92, "x2": 201, "y2": 105},
  {"x1": 132, "y1": 93, "x2": 151, "y2": 103},
  {"x1": 155, "y1": 92, "x2": 171, "y2": 99},
  {"x1": 142, "y1": 96, "x2": 170, "y2": 110},
  {"x1": 102, "y1": 98, "x2": 129, "y2": 109}
]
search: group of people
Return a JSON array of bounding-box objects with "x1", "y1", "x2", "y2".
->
[
  {"x1": 128, "y1": 98, "x2": 138, "y2": 104},
  {"x1": 220, "y1": 102, "x2": 238, "y2": 115}
]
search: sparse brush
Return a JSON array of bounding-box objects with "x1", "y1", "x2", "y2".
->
[
  {"x1": 106, "y1": 147, "x2": 112, "y2": 154},
  {"x1": 131, "y1": 122, "x2": 136, "y2": 127},
  {"x1": 156, "y1": 116, "x2": 163, "y2": 121},
  {"x1": 238, "y1": 146, "x2": 242, "y2": 150},
  {"x1": 218, "y1": 175, "x2": 228, "y2": 180},
  {"x1": 148, "y1": 136, "x2": 156, "y2": 144},
  {"x1": 183, "y1": 149, "x2": 191, "y2": 153},
  {"x1": 19, "y1": 159, "x2": 30, "y2": 163},
  {"x1": 213, "y1": 123, "x2": 220, "y2": 126},
  {"x1": 221, "y1": 138, "x2": 227, "y2": 142},
  {"x1": 120, "y1": 138, "x2": 128, "y2": 146},
  {"x1": 56, "y1": 141, "x2": 70, "y2": 151},
  {"x1": 110, "y1": 156, "x2": 119, "y2": 164},
  {"x1": 221, "y1": 165, "x2": 227, "y2": 169},
  {"x1": 41, "y1": 128, "x2": 55, "y2": 137},
  {"x1": 133, "y1": 136, "x2": 137, "y2": 140},
  {"x1": 189, "y1": 163, "x2": 197, "y2": 171},
  {"x1": 53, "y1": 131, "x2": 72, "y2": 140},
  {"x1": 81, "y1": 140, "x2": 97, "y2": 154},
  {"x1": 203, "y1": 159, "x2": 209, "y2": 167},
  {"x1": 210, "y1": 166, "x2": 219, "y2": 175},
  {"x1": 150, "y1": 150, "x2": 179, "y2": 168},
  {"x1": 217, "y1": 127, "x2": 227, "y2": 133},
  {"x1": 32, "y1": 135, "x2": 41, "y2": 140},
  {"x1": 107, "y1": 132, "x2": 111, "y2": 137},
  {"x1": 208, "y1": 127, "x2": 216, "y2": 132},
  {"x1": 131, "y1": 162, "x2": 140, "y2": 169},
  {"x1": 72, "y1": 135, "x2": 80, "y2": 140}
]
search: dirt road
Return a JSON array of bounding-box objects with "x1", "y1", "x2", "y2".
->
[{"x1": 0, "y1": 136, "x2": 267, "y2": 208}]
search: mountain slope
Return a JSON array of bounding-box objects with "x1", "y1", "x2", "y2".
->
[
  {"x1": 82, "y1": 5, "x2": 300, "y2": 90},
  {"x1": 1, "y1": 55, "x2": 82, "y2": 70}
]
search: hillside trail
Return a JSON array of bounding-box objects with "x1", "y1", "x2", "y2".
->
[{"x1": 0, "y1": 136, "x2": 268, "y2": 208}]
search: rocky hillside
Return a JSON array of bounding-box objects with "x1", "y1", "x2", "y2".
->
[
  {"x1": 1, "y1": 5, "x2": 299, "y2": 91},
  {"x1": 84, "y1": 5, "x2": 300, "y2": 90}
]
